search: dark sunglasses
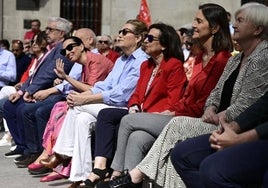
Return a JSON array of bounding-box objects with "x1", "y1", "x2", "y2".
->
[
  {"x1": 145, "y1": 34, "x2": 159, "y2": 43},
  {"x1": 60, "y1": 43, "x2": 79, "y2": 56},
  {"x1": 118, "y1": 28, "x2": 135, "y2": 36},
  {"x1": 98, "y1": 40, "x2": 109, "y2": 44}
]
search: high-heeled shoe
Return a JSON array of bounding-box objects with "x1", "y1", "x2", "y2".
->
[
  {"x1": 96, "y1": 170, "x2": 142, "y2": 188},
  {"x1": 40, "y1": 153, "x2": 71, "y2": 169},
  {"x1": 78, "y1": 168, "x2": 110, "y2": 188}
]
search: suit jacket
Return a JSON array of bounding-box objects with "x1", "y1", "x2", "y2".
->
[
  {"x1": 174, "y1": 51, "x2": 231, "y2": 117},
  {"x1": 21, "y1": 42, "x2": 73, "y2": 95},
  {"x1": 128, "y1": 57, "x2": 186, "y2": 113}
]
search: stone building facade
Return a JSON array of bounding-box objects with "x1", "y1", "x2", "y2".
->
[{"x1": 0, "y1": 0, "x2": 240, "y2": 42}]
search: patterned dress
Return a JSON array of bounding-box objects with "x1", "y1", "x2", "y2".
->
[{"x1": 137, "y1": 40, "x2": 268, "y2": 188}]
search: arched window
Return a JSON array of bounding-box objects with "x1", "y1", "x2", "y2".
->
[{"x1": 60, "y1": 0, "x2": 102, "y2": 35}]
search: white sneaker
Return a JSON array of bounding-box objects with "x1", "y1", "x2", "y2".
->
[
  {"x1": 0, "y1": 133, "x2": 12, "y2": 146},
  {"x1": 10, "y1": 145, "x2": 17, "y2": 151}
]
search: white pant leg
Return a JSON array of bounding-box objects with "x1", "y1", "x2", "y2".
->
[
  {"x1": 67, "y1": 103, "x2": 117, "y2": 181},
  {"x1": 3, "y1": 118, "x2": 8, "y2": 132},
  {"x1": 0, "y1": 86, "x2": 16, "y2": 99},
  {"x1": 69, "y1": 112, "x2": 95, "y2": 182}
]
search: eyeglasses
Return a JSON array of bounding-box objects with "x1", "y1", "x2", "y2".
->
[
  {"x1": 98, "y1": 40, "x2": 109, "y2": 44},
  {"x1": 145, "y1": 34, "x2": 159, "y2": 43},
  {"x1": 60, "y1": 43, "x2": 79, "y2": 56},
  {"x1": 45, "y1": 27, "x2": 61, "y2": 33},
  {"x1": 118, "y1": 28, "x2": 135, "y2": 36}
]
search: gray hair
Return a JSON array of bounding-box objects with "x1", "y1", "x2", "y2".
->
[
  {"x1": 235, "y1": 2, "x2": 268, "y2": 40},
  {"x1": 48, "y1": 17, "x2": 72, "y2": 34}
]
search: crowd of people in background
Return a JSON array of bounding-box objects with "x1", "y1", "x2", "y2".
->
[{"x1": 0, "y1": 2, "x2": 267, "y2": 188}]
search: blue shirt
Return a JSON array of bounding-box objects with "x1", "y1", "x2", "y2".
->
[
  {"x1": 91, "y1": 47, "x2": 148, "y2": 107},
  {"x1": 0, "y1": 48, "x2": 17, "y2": 87},
  {"x1": 55, "y1": 63, "x2": 82, "y2": 96}
]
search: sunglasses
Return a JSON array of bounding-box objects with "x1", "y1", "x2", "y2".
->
[
  {"x1": 145, "y1": 34, "x2": 159, "y2": 43},
  {"x1": 98, "y1": 40, "x2": 109, "y2": 44},
  {"x1": 45, "y1": 27, "x2": 61, "y2": 33},
  {"x1": 118, "y1": 28, "x2": 135, "y2": 36},
  {"x1": 60, "y1": 43, "x2": 79, "y2": 56}
]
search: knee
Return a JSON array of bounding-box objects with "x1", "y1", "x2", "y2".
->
[
  {"x1": 97, "y1": 108, "x2": 113, "y2": 121},
  {"x1": 120, "y1": 115, "x2": 130, "y2": 128},
  {"x1": 120, "y1": 113, "x2": 138, "y2": 129}
]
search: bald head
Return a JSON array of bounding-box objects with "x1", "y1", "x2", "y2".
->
[{"x1": 74, "y1": 28, "x2": 96, "y2": 50}]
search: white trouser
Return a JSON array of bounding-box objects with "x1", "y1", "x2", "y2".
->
[{"x1": 53, "y1": 103, "x2": 116, "y2": 182}]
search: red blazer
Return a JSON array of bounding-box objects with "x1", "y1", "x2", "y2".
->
[
  {"x1": 174, "y1": 50, "x2": 231, "y2": 117},
  {"x1": 128, "y1": 57, "x2": 186, "y2": 113}
]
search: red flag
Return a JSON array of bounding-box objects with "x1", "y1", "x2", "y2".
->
[{"x1": 137, "y1": 0, "x2": 151, "y2": 27}]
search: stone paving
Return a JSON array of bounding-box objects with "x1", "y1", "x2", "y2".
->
[{"x1": 0, "y1": 132, "x2": 71, "y2": 188}]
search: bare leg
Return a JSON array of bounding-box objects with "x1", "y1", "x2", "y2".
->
[{"x1": 129, "y1": 168, "x2": 145, "y2": 184}]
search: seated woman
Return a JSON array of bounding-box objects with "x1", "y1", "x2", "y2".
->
[
  {"x1": 171, "y1": 90, "x2": 268, "y2": 187},
  {"x1": 91, "y1": 4, "x2": 234, "y2": 187},
  {"x1": 40, "y1": 19, "x2": 149, "y2": 188},
  {"x1": 27, "y1": 36, "x2": 113, "y2": 180},
  {"x1": 79, "y1": 22, "x2": 188, "y2": 188},
  {"x1": 103, "y1": 2, "x2": 268, "y2": 188},
  {"x1": 170, "y1": 3, "x2": 268, "y2": 188}
]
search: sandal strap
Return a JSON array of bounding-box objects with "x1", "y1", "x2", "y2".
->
[
  {"x1": 92, "y1": 168, "x2": 109, "y2": 179},
  {"x1": 83, "y1": 168, "x2": 109, "y2": 187},
  {"x1": 83, "y1": 179, "x2": 95, "y2": 187}
]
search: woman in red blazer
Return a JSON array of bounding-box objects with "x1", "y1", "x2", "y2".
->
[
  {"x1": 78, "y1": 23, "x2": 186, "y2": 187},
  {"x1": 98, "y1": 3, "x2": 233, "y2": 188}
]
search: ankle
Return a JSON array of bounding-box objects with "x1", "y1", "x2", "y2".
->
[
  {"x1": 111, "y1": 170, "x2": 122, "y2": 179},
  {"x1": 130, "y1": 168, "x2": 145, "y2": 184}
]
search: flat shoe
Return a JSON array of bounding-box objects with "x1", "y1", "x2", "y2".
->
[{"x1": 40, "y1": 173, "x2": 66, "y2": 182}]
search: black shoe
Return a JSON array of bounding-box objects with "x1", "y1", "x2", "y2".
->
[
  {"x1": 0, "y1": 119, "x2": 4, "y2": 132},
  {"x1": 5, "y1": 149, "x2": 23, "y2": 158},
  {"x1": 15, "y1": 153, "x2": 40, "y2": 168},
  {"x1": 96, "y1": 170, "x2": 141, "y2": 188},
  {"x1": 14, "y1": 155, "x2": 28, "y2": 163}
]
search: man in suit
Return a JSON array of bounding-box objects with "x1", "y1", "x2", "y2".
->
[{"x1": 3, "y1": 17, "x2": 73, "y2": 167}]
